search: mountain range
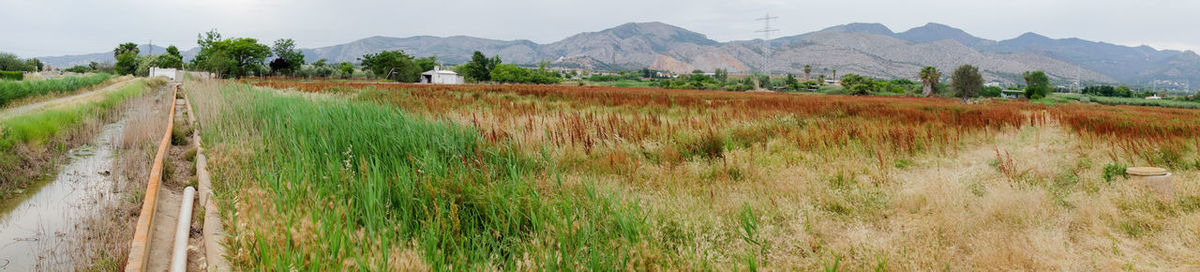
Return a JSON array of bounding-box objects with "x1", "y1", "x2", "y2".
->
[{"x1": 34, "y1": 22, "x2": 1200, "y2": 86}]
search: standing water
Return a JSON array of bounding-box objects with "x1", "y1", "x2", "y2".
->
[{"x1": 0, "y1": 119, "x2": 126, "y2": 270}]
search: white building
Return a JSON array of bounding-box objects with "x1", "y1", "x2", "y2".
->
[
  {"x1": 150, "y1": 67, "x2": 182, "y2": 80},
  {"x1": 420, "y1": 67, "x2": 464, "y2": 84}
]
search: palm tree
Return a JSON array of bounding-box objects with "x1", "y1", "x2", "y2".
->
[
  {"x1": 804, "y1": 65, "x2": 812, "y2": 81},
  {"x1": 832, "y1": 69, "x2": 837, "y2": 80},
  {"x1": 114, "y1": 42, "x2": 139, "y2": 58},
  {"x1": 919, "y1": 66, "x2": 941, "y2": 97}
]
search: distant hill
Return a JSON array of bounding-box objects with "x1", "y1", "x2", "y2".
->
[
  {"x1": 36, "y1": 44, "x2": 198, "y2": 69},
  {"x1": 34, "y1": 22, "x2": 1200, "y2": 86}
]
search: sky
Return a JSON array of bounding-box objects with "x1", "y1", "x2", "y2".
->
[{"x1": 3, "y1": 0, "x2": 1199, "y2": 57}]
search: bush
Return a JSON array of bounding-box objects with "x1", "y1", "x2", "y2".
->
[
  {"x1": 0, "y1": 71, "x2": 21, "y2": 81},
  {"x1": 1102, "y1": 162, "x2": 1127, "y2": 183}
]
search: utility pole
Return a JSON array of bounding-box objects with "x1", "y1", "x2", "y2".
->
[{"x1": 755, "y1": 13, "x2": 778, "y2": 76}]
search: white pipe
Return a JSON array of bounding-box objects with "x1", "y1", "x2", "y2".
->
[{"x1": 170, "y1": 186, "x2": 196, "y2": 272}]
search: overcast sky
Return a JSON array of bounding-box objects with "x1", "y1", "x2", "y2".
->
[{"x1": 3, "y1": 0, "x2": 1198, "y2": 57}]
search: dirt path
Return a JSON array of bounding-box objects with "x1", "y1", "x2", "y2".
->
[{"x1": 0, "y1": 78, "x2": 133, "y2": 121}]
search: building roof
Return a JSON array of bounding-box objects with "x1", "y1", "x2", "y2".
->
[{"x1": 422, "y1": 69, "x2": 459, "y2": 76}]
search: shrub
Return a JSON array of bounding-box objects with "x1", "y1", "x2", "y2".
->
[
  {"x1": 1102, "y1": 162, "x2": 1127, "y2": 183},
  {"x1": 0, "y1": 71, "x2": 22, "y2": 81}
]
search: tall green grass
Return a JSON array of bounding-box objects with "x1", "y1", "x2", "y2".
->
[
  {"x1": 0, "y1": 73, "x2": 114, "y2": 108},
  {"x1": 196, "y1": 83, "x2": 661, "y2": 270}
]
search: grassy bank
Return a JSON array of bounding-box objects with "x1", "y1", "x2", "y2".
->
[
  {"x1": 0, "y1": 73, "x2": 114, "y2": 108},
  {"x1": 190, "y1": 80, "x2": 659, "y2": 270},
  {"x1": 0, "y1": 78, "x2": 164, "y2": 200}
]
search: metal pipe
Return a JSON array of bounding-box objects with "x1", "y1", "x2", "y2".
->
[{"x1": 169, "y1": 186, "x2": 196, "y2": 272}]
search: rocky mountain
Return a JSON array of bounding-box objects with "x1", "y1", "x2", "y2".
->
[{"x1": 34, "y1": 22, "x2": 1200, "y2": 86}]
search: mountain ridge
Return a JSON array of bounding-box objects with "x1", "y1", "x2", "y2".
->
[{"x1": 33, "y1": 22, "x2": 1199, "y2": 86}]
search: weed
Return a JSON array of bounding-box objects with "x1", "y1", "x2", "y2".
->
[{"x1": 1102, "y1": 162, "x2": 1128, "y2": 183}]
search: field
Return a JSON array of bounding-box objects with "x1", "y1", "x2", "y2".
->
[{"x1": 192, "y1": 79, "x2": 1200, "y2": 270}]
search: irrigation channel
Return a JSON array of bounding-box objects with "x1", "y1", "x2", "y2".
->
[{"x1": 0, "y1": 79, "x2": 226, "y2": 271}]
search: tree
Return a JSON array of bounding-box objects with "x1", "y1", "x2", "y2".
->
[
  {"x1": 114, "y1": 42, "x2": 139, "y2": 58},
  {"x1": 831, "y1": 69, "x2": 837, "y2": 80},
  {"x1": 151, "y1": 54, "x2": 183, "y2": 70},
  {"x1": 462, "y1": 51, "x2": 500, "y2": 81},
  {"x1": 191, "y1": 35, "x2": 271, "y2": 78},
  {"x1": 358, "y1": 50, "x2": 420, "y2": 82},
  {"x1": 841, "y1": 74, "x2": 874, "y2": 95},
  {"x1": 1023, "y1": 71, "x2": 1051, "y2": 99},
  {"x1": 27, "y1": 58, "x2": 43, "y2": 72},
  {"x1": 270, "y1": 38, "x2": 305, "y2": 76},
  {"x1": 0, "y1": 52, "x2": 33, "y2": 71},
  {"x1": 166, "y1": 45, "x2": 181, "y2": 58},
  {"x1": 414, "y1": 56, "x2": 438, "y2": 72},
  {"x1": 115, "y1": 51, "x2": 139, "y2": 75},
  {"x1": 803, "y1": 64, "x2": 812, "y2": 80},
  {"x1": 64, "y1": 65, "x2": 90, "y2": 73},
  {"x1": 191, "y1": 29, "x2": 228, "y2": 75},
  {"x1": 714, "y1": 68, "x2": 728, "y2": 82},
  {"x1": 784, "y1": 73, "x2": 799, "y2": 90},
  {"x1": 951, "y1": 65, "x2": 983, "y2": 103},
  {"x1": 490, "y1": 64, "x2": 561, "y2": 84},
  {"x1": 337, "y1": 62, "x2": 354, "y2": 78},
  {"x1": 919, "y1": 66, "x2": 941, "y2": 97}
]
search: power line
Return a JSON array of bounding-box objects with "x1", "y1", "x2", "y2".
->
[{"x1": 755, "y1": 13, "x2": 778, "y2": 75}]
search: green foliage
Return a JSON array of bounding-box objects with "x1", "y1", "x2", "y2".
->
[
  {"x1": 337, "y1": 62, "x2": 355, "y2": 78},
  {"x1": 0, "y1": 52, "x2": 35, "y2": 72},
  {"x1": 1102, "y1": 162, "x2": 1128, "y2": 183},
  {"x1": 0, "y1": 71, "x2": 21, "y2": 81},
  {"x1": 489, "y1": 64, "x2": 562, "y2": 84},
  {"x1": 1082, "y1": 85, "x2": 1135, "y2": 98},
  {"x1": 783, "y1": 73, "x2": 800, "y2": 91},
  {"x1": 1023, "y1": 71, "x2": 1051, "y2": 99},
  {"x1": 0, "y1": 73, "x2": 113, "y2": 107},
  {"x1": 135, "y1": 54, "x2": 184, "y2": 76},
  {"x1": 358, "y1": 50, "x2": 420, "y2": 82},
  {"x1": 114, "y1": 51, "x2": 139, "y2": 76},
  {"x1": 26, "y1": 58, "x2": 42, "y2": 72},
  {"x1": 199, "y1": 84, "x2": 655, "y2": 269},
  {"x1": 0, "y1": 79, "x2": 146, "y2": 150},
  {"x1": 413, "y1": 56, "x2": 438, "y2": 72},
  {"x1": 166, "y1": 45, "x2": 181, "y2": 58},
  {"x1": 171, "y1": 123, "x2": 193, "y2": 146},
  {"x1": 113, "y1": 42, "x2": 139, "y2": 58},
  {"x1": 841, "y1": 74, "x2": 874, "y2": 95},
  {"x1": 981, "y1": 86, "x2": 1003, "y2": 97},
  {"x1": 269, "y1": 38, "x2": 305, "y2": 76},
  {"x1": 919, "y1": 66, "x2": 941, "y2": 97},
  {"x1": 459, "y1": 51, "x2": 501, "y2": 82},
  {"x1": 714, "y1": 68, "x2": 729, "y2": 81},
  {"x1": 951, "y1": 65, "x2": 983, "y2": 102},
  {"x1": 190, "y1": 30, "x2": 272, "y2": 78}
]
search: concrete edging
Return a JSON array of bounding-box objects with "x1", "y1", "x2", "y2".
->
[{"x1": 125, "y1": 82, "x2": 178, "y2": 272}]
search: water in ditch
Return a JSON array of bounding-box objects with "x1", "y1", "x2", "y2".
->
[{"x1": 0, "y1": 119, "x2": 126, "y2": 271}]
